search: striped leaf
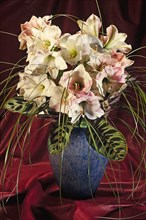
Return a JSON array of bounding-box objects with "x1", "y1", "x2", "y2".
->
[
  {"x1": 4, "y1": 97, "x2": 37, "y2": 115},
  {"x1": 49, "y1": 122, "x2": 73, "y2": 154},
  {"x1": 86, "y1": 118, "x2": 128, "y2": 161},
  {"x1": 4, "y1": 96, "x2": 49, "y2": 116}
]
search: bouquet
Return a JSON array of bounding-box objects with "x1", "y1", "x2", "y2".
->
[{"x1": 3, "y1": 13, "x2": 145, "y2": 161}]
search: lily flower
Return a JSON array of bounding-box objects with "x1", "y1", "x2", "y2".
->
[
  {"x1": 18, "y1": 15, "x2": 52, "y2": 50},
  {"x1": 17, "y1": 73, "x2": 56, "y2": 106},
  {"x1": 25, "y1": 50, "x2": 67, "y2": 79},
  {"x1": 59, "y1": 33, "x2": 83, "y2": 65},
  {"x1": 96, "y1": 65, "x2": 127, "y2": 96},
  {"x1": 111, "y1": 51, "x2": 134, "y2": 68},
  {"x1": 102, "y1": 25, "x2": 132, "y2": 53},
  {"x1": 59, "y1": 64, "x2": 92, "y2": 95},
  {"x1": 26, "y1": 24, "x2": 62, "y2": 58},
  {"x1": 49, "y1": 86, "x2": 77, "y2": 115},
  {"x1": 77, "y1": 14, "x2": 101, "y2": 38},
  {"x1": 76, "y1": 92, "x2": 104, "y2": 120},
  {"x1": 46, "y1": 51, "x2": 68, "y2": 79}
]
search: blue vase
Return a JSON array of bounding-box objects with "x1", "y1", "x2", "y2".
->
[{"x1": 49, "y1": 127, "x2": 108, "y2": 199}]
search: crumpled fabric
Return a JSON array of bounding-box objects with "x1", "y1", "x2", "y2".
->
[{"x1": 0, "y1": 0, "x2": 146, "y2": 219}]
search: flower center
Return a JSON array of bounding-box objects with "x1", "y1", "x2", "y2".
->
[
  {"x1": 38, "y1": 84, "x2": 45, "y2": 91},
  {"x1": 70, "y1": 49, "x2": 77, "y2": 58},
  {"x1": 74, "y1": 82, "x2": 82, "y2": 91},
  {"x1": 43, "y1": 40, "x2": 51, "y2": 48}
]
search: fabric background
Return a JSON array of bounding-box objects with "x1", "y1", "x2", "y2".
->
[{"x1": 0, "y1": 0, "x2": 146, "y2": 219}]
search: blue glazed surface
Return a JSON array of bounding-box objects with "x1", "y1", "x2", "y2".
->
[{"x1": 49, "y1": 127, "x2": 108, "y2": 199}]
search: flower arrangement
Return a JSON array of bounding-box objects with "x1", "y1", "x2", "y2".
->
[{"x1": 3, "y1": 13, "x2": 145, "y2": 161}]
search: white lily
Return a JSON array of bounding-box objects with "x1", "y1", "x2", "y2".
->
[
  {"x1": 15, "y1": 14, "x2": 135, "y2": 124},
  {"x1": 77, "y1": 14, "x2": 102, "y2": 38},
  {"x1": 59, "y1": 33, "x2": 83, "y2": 65},
  {"x1": 18, "y1": 15, "x2": 52, "y2": 50},
  {"x1": 103, "y1": 25, "x2": 132, "y2": 53},
  {"x1": 25, "y1": 51, "x2": 49, "y2": 74},
  {"x1": 17, "y1": 73, "x2": 56, "y2": 105},
  {"x1": 96, "y1": 65, "x2": 127, "y2": 96},
  {"x1": 59, "y1": 64, "x2": 92, "y2": 95},
  {"x1": 49, "y1": 86, "x2": 76, "y2": 115},
  {"x1": 25, "y1": 50, "x2": 67, "y2": 79},
  {"x1": 28, "y1": 25, "x2": 61, "y2": 54},
  {"x1": 46, "y1": 51, "x2": 67, "y2": 79},
  {"x1": 96, "y1": 71, "x2": 107, "y2": 96},
  {"x1": 111, "y1": 51, "x2": 134, "y2": 68},
  {"x1": 76, "y1": 92, "x2": 104, "y2": 120}
]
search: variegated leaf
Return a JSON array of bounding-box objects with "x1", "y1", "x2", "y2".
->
[
  {"x1": 86, "y1": 118, "x2": 128, "y2": 161},
  {"x1": 4, "y1": 97, "x2": 37, "y2": 115},
  {"x1": 49, "y1": 123, "x2": 73, "y2": 154}
]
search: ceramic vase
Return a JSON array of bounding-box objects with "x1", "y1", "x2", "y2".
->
[{"x1": 49, "y1": 127, "x2": 108, "y2": 199}]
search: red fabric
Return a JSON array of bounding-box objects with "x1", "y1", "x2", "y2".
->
[{"x1": 0, "y1": 0, "x2": 146, "y2": 219}]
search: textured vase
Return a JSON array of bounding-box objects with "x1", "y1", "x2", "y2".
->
[{"x1": 49, "y1": 127, "x2": 108, "y2": 199}]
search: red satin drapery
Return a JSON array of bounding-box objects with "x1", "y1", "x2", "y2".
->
[{"x1": 0, "y1": 0, "x2": 146, "y2": 219}]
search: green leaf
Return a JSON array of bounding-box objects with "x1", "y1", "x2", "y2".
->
[
  {"x1": 86, "y1": 118, "x2": 128, "y2": 161},
  {"x1": 3, "y1": 96, "x2": 37, "y2": 116},
  {"x1": 49, "y1": 122, "x2": 73, "y2": 154}
]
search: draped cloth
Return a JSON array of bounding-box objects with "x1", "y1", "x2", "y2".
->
[{"x1": 0, "y1": 0, "x2": 146, "y2": 219}]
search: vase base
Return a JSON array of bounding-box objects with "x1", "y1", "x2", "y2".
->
[
  {"x1": 61, "y1": 190, "x2": 96, "y2": 200},
  {"x1": 49, "y1": 128, "x2": 108, "y2": 200}
]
